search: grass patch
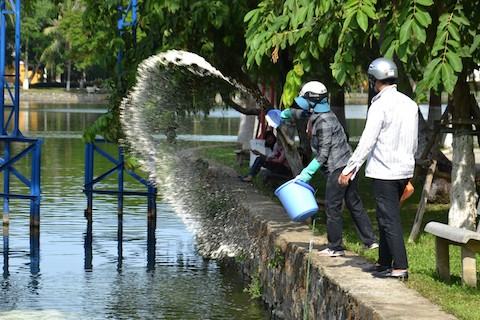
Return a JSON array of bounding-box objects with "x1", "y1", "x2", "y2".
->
[{"x1": 199, "y1": 144, "x2": 480, "y2": 320}]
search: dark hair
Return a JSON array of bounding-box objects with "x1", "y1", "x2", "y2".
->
[{"x1": 264, "y1": 131, "x2": 276, "y2": 149}]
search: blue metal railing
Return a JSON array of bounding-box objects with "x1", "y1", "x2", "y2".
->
[
  {"x1": 83, "y1": 140, "x2": 157, "y2": 222},
  {"x1": 1, "y1": 0, "x2": 42, "y2": 226}
]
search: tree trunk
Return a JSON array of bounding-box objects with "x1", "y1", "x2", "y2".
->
[
  {"x1": 277, "y1": 125, "x2": 304, "y2": 175},
  {"x1": 66, "y1": 59, "x2": 72, "y2": 91},
  {"x1": 428, "y1": 90, "x2": 442, "y2": 129},
  {"x1": 448, "y1": 76, "x2": 478, "y2": 229},
  {"x1": 23, "y1": 39, "x2": 29, "y2": 90},
  {"x1": 449, "y1": 134, "x2": 477, "y2": 229},
  {"x1": 330, "y1": 87, "x2": 347, "y2": 138}
]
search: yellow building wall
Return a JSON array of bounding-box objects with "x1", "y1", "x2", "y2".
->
[{"x1": 4, "y1": 63, "x2": 42, "y2": 85}]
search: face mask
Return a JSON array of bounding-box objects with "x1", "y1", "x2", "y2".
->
[{"x1": 368, "y1": 75, "x2": 378, "y2": 93}]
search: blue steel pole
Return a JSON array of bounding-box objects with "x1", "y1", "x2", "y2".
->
[
  {"x1": 84, "y1": 143, "x2": 93, "y2": 221},
  {"x1": 13, "y1": 0, "x2": 20, "y2": 136},
  {"x1": 1, "y1": 1, "x2": 6, "y2": 225},
  {"x1": 3, "y1": 141, "x2": 10, "y2": 224},
  {"x1": 117, "y1": 5, "x2": 123, "y2": 76},
  {"x1": 1, "y1": 0, "x2": 7, "y2": 134},
  {"x1": 132, "y1": 0, "x2": 137, "y2": 43},
  {"x1": 118, "y1": 146, "x2": 124, "y2": 215},
  {"x1": 30, "y1": 139, "x2": 42, "y2": 227}
]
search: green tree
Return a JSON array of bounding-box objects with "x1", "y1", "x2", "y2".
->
[
  {"x1": 42, "y1": 0, "x2": 90, "y2": 90},
  {"x1": 244, "y1": 0, "x2": 480, "y2": 229},
  {"x1": 21, "y1": 0, "x2": 58, "y2": 88},
  {"x1": 81, "y1": 1, "x2": 281, "y2": 142}
]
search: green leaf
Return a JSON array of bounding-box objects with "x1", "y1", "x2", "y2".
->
[
  {"x1": 384, "y1": 40, "x2": 398, "y2": 59},
  {"x1": 342, "y1": 11, "x2": 356, "y2": 31},
  {"x1": 380, "y1": 33, "x2": 395, "y2": 51},
  {"x1": 297, "y1": 7, "x2": 308, "y2": 27},
  {"x1": 412, "y1": 21, "x2": 427, "y2": 43},
  {"x1": 415, "y1": 0, "x2": 434, "y2": 6},
  {"x1": 445, "y1": 51, "x2": 462, "y2": 73},
  {"x1": 356, "y1": 10, "x2": 369, "y2": 33},
  {"x1": 447, "y1": 24, "x2": 461, "y2": 42},
  {"x1": 452, "y1": 14, "x2": 470, "y2": 27},
  {"x1": 399, "y1": 18, "x2": 413, "y2": 44},
  {"x1": 344, "y1": 0, "x2": 360, "y2": 10},
  {"x1": 244, "y1": 9, "x2": 258, "y2": 23},
  {"x1": 423, "y1": 57, "x2": 442, "y2": 79},
  {"x1": 413, "y1": 9, "x2": 432, "y2": 28},
  {"x1": 331, "y1": 62, "x2": 347, "y2": 85},
  {"x1": 318, "y1": 31, "x2": 328, "y2": 48},
  {"x1": 431, "y1": 31, "x2": 447, "y2": 55},
  {"x1": 470, "y1": 35, "x2": 480, "y2": 54},
  {"x1": 429, "y1": 64, "x2": 443, "y2": 89},
  {"x1": 362, "y1": 4, "x2": 376, "y2": 19},
  {"x1": 441, "y1": 63, "x2": 456, "y2": 94},
  {"x1": 309, "y1": 41, "x2": 319, "y2": 59}
]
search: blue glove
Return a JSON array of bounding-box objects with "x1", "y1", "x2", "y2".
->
[
  {"x1": 280, "y1": 109, "x2": 293, "y2": 122},
  {"x1": 298, "y1": 158, "x2": 321, "y2": 183}
]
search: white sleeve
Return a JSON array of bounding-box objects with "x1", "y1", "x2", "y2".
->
[{"x1": 342, "y1": 104, "x2": 384, "y2": 178}]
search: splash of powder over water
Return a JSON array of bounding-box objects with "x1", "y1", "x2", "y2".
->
[{"x1": 120, "y1": 50, "x2": 252, "y2": 184}]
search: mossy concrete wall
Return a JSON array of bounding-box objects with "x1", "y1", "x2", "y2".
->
[{"x1": 169, "y1": 148, "x2": 457, "y2": 320}]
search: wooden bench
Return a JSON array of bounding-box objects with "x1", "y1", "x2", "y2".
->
[
  {"x1": 424, "y1": 221, "x2": 480, "y2": 287},
  {"x1": 86, "y1": 86, "x2": 96, "y2": 94}
]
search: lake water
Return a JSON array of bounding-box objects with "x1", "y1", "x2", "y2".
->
[{"x1": 0, "y1": 102, "x2": 270, "y2": 320}]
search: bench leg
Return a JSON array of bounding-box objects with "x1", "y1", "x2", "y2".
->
[
  {"x1": 461, "y1": 247, "x2": 477, "y2": 288},
  {"x1": 435, "y1": 237, "x2": 450, "y2": 281}
]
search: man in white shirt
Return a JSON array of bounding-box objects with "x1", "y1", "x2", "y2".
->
[{"x1": 338, "y1": 57, "x2": 418, "y2": 280}]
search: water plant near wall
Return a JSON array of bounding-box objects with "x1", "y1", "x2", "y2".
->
[
  {"x1": 267, "y1": 245, "x2": 285, "y2": 269},
  {"x1": 244, "y1": 269, "x2": 263, "y2": 300}
]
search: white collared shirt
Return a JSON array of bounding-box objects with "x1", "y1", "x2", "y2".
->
[{"x1": 342, "y1": 85, "x2": 418, "y2": 180}]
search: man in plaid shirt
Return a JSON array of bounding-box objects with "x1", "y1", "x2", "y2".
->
[{"x1": 282, "y1": 81, "x2": 378, "y2": 257}]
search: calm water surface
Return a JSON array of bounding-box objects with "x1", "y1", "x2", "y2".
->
[{"x1": 0, "y1": 102, "x2": 269, "y2": 320}]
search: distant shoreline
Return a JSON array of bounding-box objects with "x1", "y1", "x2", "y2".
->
[
  {"x1": 5, "y1": 89, "x2": 450, "y2": 105},
  {"x1": 4, "y1": 89, "x2": 109, "y2": 103}
]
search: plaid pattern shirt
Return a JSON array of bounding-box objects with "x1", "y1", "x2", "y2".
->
[{"x1": 309, "y1": 111, "x2": 352, "y2": 173}]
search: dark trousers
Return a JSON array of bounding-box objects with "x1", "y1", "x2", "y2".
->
[
  {"x1": 325, "y1": 168, "x2": 377, "y2": 251},
  {"x1": 372, "y1": 178, "x2": 409, "y2": 269},
  {"x1": 248, "y1": 156, "x2": 290, "y2": 177}
]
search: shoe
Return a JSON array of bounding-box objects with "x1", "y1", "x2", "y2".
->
[
  {"x1": 372, "y1": 269, "x2": 408, "y2": 280},
  {"x1": 363, "y1": 263, "x2": 390, "y2": 273},
  {"x1": 319, "y1": 248, "x2": 345, "y2": 257},
  {"x1": 241, "y1": 176, "x2": 253, "y2": 182},
  {"x1": 362, "y1": 242, "x2": 379, "y2": 250}
]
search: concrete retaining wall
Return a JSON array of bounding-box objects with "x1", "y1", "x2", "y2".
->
[{"x1": 169, "y1": 147, "x2": 457, "y2": 320}]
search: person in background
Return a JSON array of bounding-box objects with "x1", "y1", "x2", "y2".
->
[
  {"x1": 240, "y1": 131, "x2": 291, "y2": 182},
  {"x1": 338, "y1": 57, "x2": 418, "y2": 280},
  {"x1": 282, "y1": 81, "x2": 378, "y2": 257}
]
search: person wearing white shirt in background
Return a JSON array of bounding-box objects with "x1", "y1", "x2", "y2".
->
[{"x1": 338, "y1": 57, "x2": 418, "y2": 280}]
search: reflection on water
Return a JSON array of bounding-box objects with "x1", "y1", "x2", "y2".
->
[{"x1": 0, "y1": 102, "x2": 270, "y2": 319}]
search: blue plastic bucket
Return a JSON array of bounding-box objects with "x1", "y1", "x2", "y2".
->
[
  {"x1": 274, "y1": 179, "x2": 318, "y2": 222},
  {"x1": 266, "y1": 109, "x2": 282, "y2": 128}
]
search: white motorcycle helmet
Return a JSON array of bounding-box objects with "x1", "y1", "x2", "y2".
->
[{"x1": 294, "y1": 81, "x2": 330, "y2": 113}]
